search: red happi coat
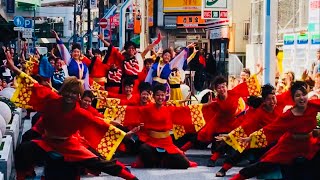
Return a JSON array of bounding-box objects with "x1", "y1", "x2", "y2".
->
[
  {"x1": 104, "y1": 45, "x2": 142, "y2": 94},
  {"x1": 250, "y1": 100, "x2": 320, "y2": 164},
  {"x1": 106, "y1": 68, "x2": 122, "y2": 93},
  {"x1": 104, "y1": 45, "x2": 125, "y2": 93},
  {"x1": 32, "y1": 116, "x2": 44, "y2": 135},
  {"x1": 238, "y1": 106, "x2": 281, "y2": 137},
  {"x1": 11, "y1": 73, "x2": 125, "y2": 161},
  {"x1": 107, "y1": 92, "x2": 141, "y2": 106},
  {"x1": 138, "y1": 67, "x2": 149, "y2": 83},
  {"x1": 82, "y1": 56, "x2": 109, "y2": 87},
  {"x1": 121, "y1": 55, "x2": 143, "y2": 94},
  {"x1": 119, "y1": 95, "x2": 140, "y2": 106},
  {"x1": 86, "y1": 105, "x2": 104, "y2": 118},
  {"x1": 32, "y1": 104, "x2": 105, "y2": 149},
  {"x1": 275, "y1": 90, "x2": 295, "y2": 112},
  {"x1": 122, "y1": 104, "x2": 198, "y2": 154},
  {"x1": 198, "y1": 82, "x2": 249, "y2": 142},
  {"x1": 32, "y1": 102, "x2": 104, "y2": 135},
  {"x1": 224, "y1": 105, "x2": 282, "y2": 152}
]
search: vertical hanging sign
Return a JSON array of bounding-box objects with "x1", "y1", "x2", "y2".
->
[{"x1": 6, "y1": 0, "x2": 15, "y2": 13}]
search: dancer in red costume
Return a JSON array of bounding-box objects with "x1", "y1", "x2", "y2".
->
[
  {"x1": 138, "y1": 58, "x2": 153, "y2": 84},
  {"x1": 231, "y1": 81, "x2": 320, "y2": 180},
  {"x1": 22, "y1": 90, "x2": 104, "y2": 142},
  {"x1": 122, "y1": 84, "x2": 198, "y2": 169},
  {"x1": 99, "y1": 34, "x2": 161, "y2": 94},
  {"x1": 111, "y1": 82, "x2": 154, "y2": 154},
  {"x1": 214, "y1": 84, "x2": 282, "y2": 177},
  {"x1": 192, "y1": 76, "x2": 249, "y2": 165},
  {"x1": 85, "y1": 49, "x2": 109, "y2": 88},
  {"x1": 107, "y1": 77, "x2": 140, "y2": 106},
  {"x1": 5, "y1": 51, "x2": 138, "y2": 180}
]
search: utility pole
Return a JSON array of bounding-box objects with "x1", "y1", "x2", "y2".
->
[
  {"x1": 87, "y1": 0, "x2": 92, "y2": 50},
  {"x1": 33, "y1": 5, "x2": 36, "y2": 48},
  {"x1": 262, "y1": 0, "x2": 277, "y2": 85},
  {"x1": 73, "y1": 0, "x2": 77, "y2": 43},
  {"x1": 98, "y1": 0, "x2": 105, "y2": 47},
  {"x1": 98, "y1": 0, "x2": 104, "y2": 19}
]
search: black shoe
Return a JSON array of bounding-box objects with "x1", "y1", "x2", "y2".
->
[
  {"x1": 207, "y1": 159, "x2": 216, "y2": 167},
  {"x1": 216, "y1": 168, "x2": 227, "y2": 177}
]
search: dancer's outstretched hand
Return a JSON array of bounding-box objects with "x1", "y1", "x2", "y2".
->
[{"x1": 214, "y1": 134, "x2": 228, "y2": 141}]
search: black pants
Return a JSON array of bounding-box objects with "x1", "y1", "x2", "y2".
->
[
  {"x1": 174, "y1": 133, "x2": 209, "y2": 150},
  {"x1": 139, "y1": 143, "x2": 190, "y2": 169},
  {"x1": 212, "y1": 140, "x2": 235, "y2": 156},
  {"x1": 123, "y1": 136, "x2": 144, "y2": 155},
  {"x1": 224, "y1": 144, "x2": 274, "y2": 165},
  {"x1": 15, "y1": 141, "x2": 123, "y2": 177},
  {"x1": 239, "y1": 161, "x2": 276, "y2": 178},
  {"x1": 240, "y1": 157, "x2": 318, "y2": 180},
  {"x1": 31, "y1": 112, "x2": 42, "y2": 126},
  {"x1": 21, "y1": 129, "x2": 41, "y2": 143}
]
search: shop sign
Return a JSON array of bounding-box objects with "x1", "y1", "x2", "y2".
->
[
  {"x1": 209, "y1": 26, "x2": 229, "y2": 39},
  {"x1": 163, "y1": 0, "x2": 201, "y2": 13},
  {"x1": 176, "y1": 16, "x2": 206, "y2": 28}
]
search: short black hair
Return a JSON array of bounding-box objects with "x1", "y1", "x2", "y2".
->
[
  {"x1": 171, "y1": 67, "x2": 178, "y2": 72},
  {"x1": 93, "y1": 49, "x2": 102, "y2": 55},
  {"x1": 71, "y1": 43, "x2": 81, "y2": 51},
  {"x1": 290, "y1": 81, "x2": 308, "y2": 99},
  {"x1": 124, "y1": 41, "x2": 137, "y2": 50},
  {"x1": 123, "y1": 77, "x2": 135, "y2": 87},
  {"x1": 261, "y1": 84, "x2": 275, "y2": 100},
  {"x1": 213, "y1": 75, "x2": 228, "y2": 88},
  {"x1": 54, "y1": 57, "x2": 62, "y2": 63},
  {"x1": 152, "y1": 83, "x2": 167, "y2": 94},
  {"x1": 48, "y1": 56, "x2": 55, "y2": 62},
  {"x1": 139, "y1": 82, "x2": 152, "y2": 94},
  {"x1": 162, "y1": 49, "x2": 172, "y2": 57},
  {"x1": 82, "y1": 90, "x2": 95, "y2": 100},
  {"x1": 247, "y1": 96, "x2": 263, "y2": 109},
  {"x1": 144, "y1": 58, "x2": 153, "y2": 65}
]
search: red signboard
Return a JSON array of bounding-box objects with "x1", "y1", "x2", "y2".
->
[
  {"x1": 176, "y1": 16, "x2": 206, "y2": 28},
  {"x1": 203, "y1": 11, "x2": 212, "y2": 19},
  {"x1": 99, "y1": 18, "x2": 108, "y2": 29}
]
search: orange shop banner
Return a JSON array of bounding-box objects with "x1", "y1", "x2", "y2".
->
[
  {"x1": 163, "y1": 0, "x2": 201, "y2": 13},
  {"x1": 176, "y1": 16, "x2": 206, "y2": 28},
  {"x1": 148, "y1": 0, "x2": 154, "y2": 26}
]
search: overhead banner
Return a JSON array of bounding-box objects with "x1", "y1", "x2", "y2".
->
[
  {"x1": 176, "y1": 16, "x2": 206, "y2": 28},
  {"x1": 163, "y1": 0, "x2": 201, "y2": 13},
  {"x1": 201, "y1": 0, "x2": 228, "y2": 19}
]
